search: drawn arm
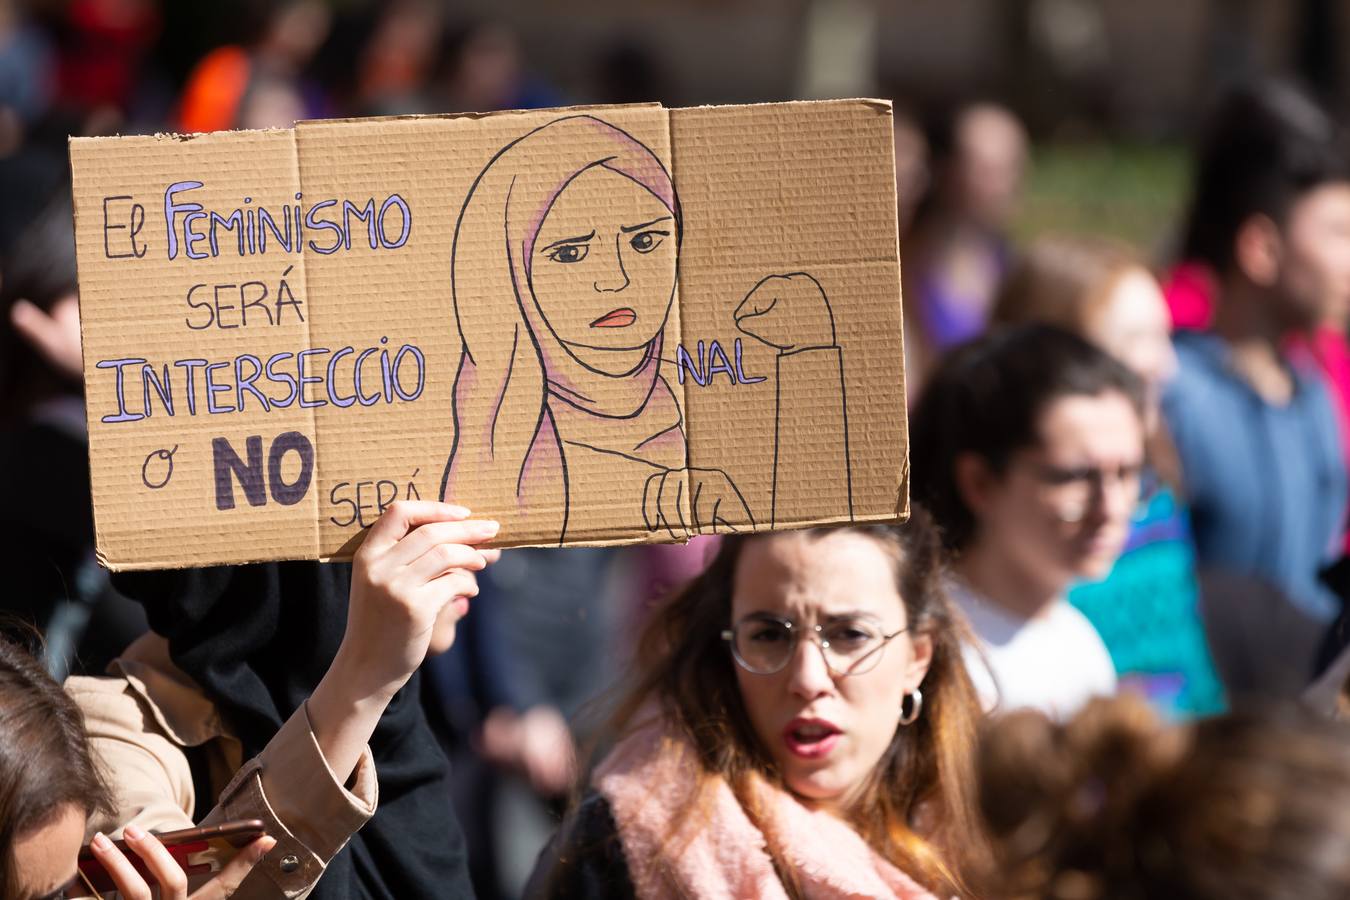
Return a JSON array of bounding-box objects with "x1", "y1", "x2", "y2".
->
[
  {"x1": 735, "y1": 273, "x2": 853, "y2": 526},
  {"x1": 441, "y1": 324, "x2": 568, "y2": 543}
]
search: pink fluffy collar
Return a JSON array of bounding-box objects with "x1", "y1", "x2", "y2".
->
[{"x1": 593, "y1": 715, "x2": 939, "y2": 899}]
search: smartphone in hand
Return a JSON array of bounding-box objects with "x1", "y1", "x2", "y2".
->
[{"x1": 75, "y1": 819, "x2": 267, "y2": 894}]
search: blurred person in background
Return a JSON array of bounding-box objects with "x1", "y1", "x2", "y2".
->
[
  {"x1": 424, "y1": 547, "x2": 611, "y2": 899},
  {"x1": 1, "y1": 630, "x2": 273, "y2": 899},
  {"x1": 176, "y1": 0, "x2": 331, "y2": 133},
  {"x1": 911, "y1": 325, "x2": 1146, "y2": 719},
  {"x1": 892, "y1": 103, "x2": 930, "y2": 236},
  {"x1": 50, "y1": 0, "x2": 158, "y2": 122},
  {"x1": 902, "y1": 101, "x2": 1028, "y2": 394},
  {"x1": 0, "y1": 0, "x2": 55, "y2": 151},
  {"x1": 1159, "y1": 80, "x2": 1350, "y2": 694},
  {"x1": 1, "y1": 190, "x2": 147, "y2": 677},
  {"x1": 990, "y1": 235, "x2": 1226, "y2": 718},
  {"x1": 978, "y1": 695, "x2": 1350, "y2": 900},
  {"x1": 439, "y1": 19, "x2": 564, "y2": 114},
  {"x1": 350, "y1": 0, "x2": 444, "y2": 116}
]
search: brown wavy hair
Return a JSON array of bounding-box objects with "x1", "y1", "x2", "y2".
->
[
  {"x1": 0, "y1": 628, "x2": 113, "y2": 898},
  {"x1": 979, "y1": 695, "x2": 1350, "y2": 899},
  {"x1": 599, "y1": 509, "x2": 988, "y2": 896}
]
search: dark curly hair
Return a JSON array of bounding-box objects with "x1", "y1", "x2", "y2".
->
[
  {"x1": 909, "y1": 323, "x2": 1145, "y2": 553},
  {"x1": 979, "y1": 695, "x2": 1350, "y2": 900}
]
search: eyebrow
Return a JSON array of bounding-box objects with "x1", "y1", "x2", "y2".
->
[
  {"x1": 620, "y1": 216, "x2": 673, "y2": 233},
  {"x1": 739, "y1": 610, "x2": 882, "y2": 624},
  {"x1": 822, "y1": 610, "x2": 884, "y2": 623},
  {"x1": 541, "y1": 230, "x2": 595, "y2": 251}
]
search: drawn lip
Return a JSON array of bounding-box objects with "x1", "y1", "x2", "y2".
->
[{"x1": 590, "y1": 308, "x2": 637, "y2": 328}]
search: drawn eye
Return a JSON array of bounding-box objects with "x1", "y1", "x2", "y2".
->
[
  {"x1": 630, "y1": 231, "x2": 666, "y2": 253},
  {"x1": 547, "y1": 244, "x2": 589, "y2": 264}
]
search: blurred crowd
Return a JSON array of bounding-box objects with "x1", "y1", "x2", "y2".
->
[{"x1": 7, "y1": 2, "x2": 1350, "y2": 899}]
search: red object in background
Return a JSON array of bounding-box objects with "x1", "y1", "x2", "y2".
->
[
  {"x1": 1290, "y1": 328, "x2": 1350, "y2": 554},
  {"x1": 1161, "y1": 261, "x2": 1217, "y2": 331},
  {"x1": 56, "y1": 0, "x2": 159, "y2": 112},
  {"x1": 176, "y1": 45, "x2": 252, "y2": 133}
]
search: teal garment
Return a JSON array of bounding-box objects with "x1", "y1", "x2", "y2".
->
[{"x1": 1068, "y1": 481, "x2": 1228, "y2": 719}]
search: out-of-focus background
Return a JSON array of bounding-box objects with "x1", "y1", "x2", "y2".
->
[
  {"x1": 8, "y1": 1, "x2": 1347, "y2": 239},
  {"x1": 6, "y1": 1, "x2": 1348, "y2": 247},
  {"x1": 3, "y1": 1, "x2": 1348, "y2": 897}
]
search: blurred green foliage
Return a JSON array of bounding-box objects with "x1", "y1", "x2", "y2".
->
[{"x1": 1013, "y1": 142, "x2": 1190, "y2": 261}]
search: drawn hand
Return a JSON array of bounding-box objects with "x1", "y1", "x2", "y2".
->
[
  {"x1": 10, "y1": 294, "x2": 83, "y2": 380},
  {"x1": 644, "y1": 467, "x2": 754, "y2": 539},
  {"x1": 734, "y1": 273, "x2": 835, "y2": 353}
]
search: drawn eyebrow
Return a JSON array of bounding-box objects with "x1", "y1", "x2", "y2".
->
[
  {"x1": 541, "y1": 230, "x2": 595, "y2": 251},
  {"x1": 620, "y1": 216, "x2": 673, "y2": 233}
]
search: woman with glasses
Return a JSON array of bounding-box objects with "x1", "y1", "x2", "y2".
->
[
  {"x1": 988, "y1": 236, "x2": 1226, "y2": 718},
  {"x1": 526, "y1": 510, "x2": 986, "y2": 898},
  {"x1": 911, "y1": 324, "x2": 1146, "y2": 720}
]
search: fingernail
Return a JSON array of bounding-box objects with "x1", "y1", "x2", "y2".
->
[
  {"x1": 124, "y1": 823, "x2": 146, "y2": 840},
  {"x1": 481, "y1": 520, "x2": 499, "y2": 536},
  {"x1": 93, "y1": 832, "x2": 112, "y2": 851},
  {"x1": 259, "y1": 836, "x2": 277, "y2": 854},
  {"x1": 446, "y1": 504, "x2": 470, "y2": 518}
]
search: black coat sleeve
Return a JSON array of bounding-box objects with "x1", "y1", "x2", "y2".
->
[{"x1": 524, "y1": 792, "x2": 636, "y2": 899}]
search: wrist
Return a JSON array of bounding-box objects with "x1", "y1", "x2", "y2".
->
[{"x1": 325, "y1": 644, "x2": 405, "y2": 707}]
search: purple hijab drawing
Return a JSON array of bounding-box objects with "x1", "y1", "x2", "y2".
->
[{"x1": 440, "y1": 115, "x2": 753, "y2": 543}]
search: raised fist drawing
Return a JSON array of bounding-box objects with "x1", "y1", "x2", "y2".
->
[{"x1": 734, "y1": 272, "x2": 836, "y2": 353}]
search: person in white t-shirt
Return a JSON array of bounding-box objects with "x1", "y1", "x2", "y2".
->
[{"x1": 910, "y1": 324, "x2": 1146, "y2": 719}]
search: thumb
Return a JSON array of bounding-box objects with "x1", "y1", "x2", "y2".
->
[{"x1": 190, "y1": 836, "x2": 276, "y2": 899}]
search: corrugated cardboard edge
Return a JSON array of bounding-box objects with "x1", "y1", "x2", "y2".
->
[{"x1": 75, "y1": 98, "x2": 908, "y2": 569}]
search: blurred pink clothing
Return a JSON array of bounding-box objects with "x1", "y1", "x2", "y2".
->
[
  {"x1": 1162, "y1": 261, "x2": 1216, "y2": 330},
  {"x1": 631, "y1": 536, "x2": 720, "y2": 611}
]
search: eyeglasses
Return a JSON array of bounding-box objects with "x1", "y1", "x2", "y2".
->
[
  {"x1": 46, "y1": 865, "x2": 99, "y2": 899},
  {"x1": 721, "y1": 614, "x2": 908, "y2": 677},
  {"x1": 1029, "y1": 461, "x2": 1142, "y2": 523}
]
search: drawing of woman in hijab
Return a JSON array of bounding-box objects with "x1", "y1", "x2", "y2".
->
[{"x1": 440, "y1": 115, "x2": 752, "y2": 544}]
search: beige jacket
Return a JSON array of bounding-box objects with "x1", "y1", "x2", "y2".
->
[{"x1": 65, "y1": 633, "x2": 377, "y2": 899}]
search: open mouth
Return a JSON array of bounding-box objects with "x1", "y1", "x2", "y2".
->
[
  {"x1": 590, "y1": 307, "x2": 637, "y2": 328},
  {"x1": 783, "y1": 718, "x2": 842, "y2": 759}
]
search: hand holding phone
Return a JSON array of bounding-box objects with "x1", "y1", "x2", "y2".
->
[{"x1": 75, "y1": 820, "x2": 274, "y2": 899}]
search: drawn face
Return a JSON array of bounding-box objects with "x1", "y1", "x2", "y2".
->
[
  {"x1": 731, "y1": 531, "x2": 932, "y2": 813},
  {"x1": 530, "y1": 165, "x2": 677, "y2": 353}
]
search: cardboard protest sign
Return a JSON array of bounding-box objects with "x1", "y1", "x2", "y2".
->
[{"x1": 70, "y1": 99, "x2": 909, "y2": 570}]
